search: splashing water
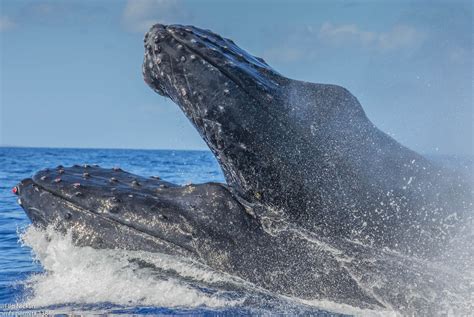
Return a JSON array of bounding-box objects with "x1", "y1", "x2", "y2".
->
[
  {"x1": 11, "y1": 226, "x2": 401, "y2": 316},
  {"x1": 18, "y1": 226, "x2": 240, "y2": 309}
]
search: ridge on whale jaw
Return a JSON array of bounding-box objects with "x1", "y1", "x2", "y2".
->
[
  {"x1": 15, "y1": 165, "x2": 472, "y2": 314},
  {"x1": 142, "y1": 23, "x2": 473, "y2": 258}
]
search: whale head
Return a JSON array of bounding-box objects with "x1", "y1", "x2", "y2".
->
[
  {"x1": 141, "y1": 24, "x2": 301, "y2": 204},
  {"x1": 15, "y1": 165, "x2": 263, "y2": 264}
]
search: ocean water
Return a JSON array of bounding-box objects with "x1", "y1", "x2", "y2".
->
[{"x1": 0, "y1": 147, "x2": 471, "y2": 316}]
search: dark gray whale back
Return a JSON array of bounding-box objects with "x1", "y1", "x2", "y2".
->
[{"x1": 142, "y1": 24, "x2": 472, "y2": 256}]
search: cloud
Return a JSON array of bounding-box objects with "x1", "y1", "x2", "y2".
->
[
  {"x1": 318, "y1": 22, "x2": 424, "y2": 51},
  {"x1": 122, "y1": 0, "x2": 190, "y2": 33},
  {"x1": 261, "y1": 22, "x2": 425, "y2": 63},
  {"x1": 447, "y1": 46, "x2": 470, "y2": 65},
  {"x1": 0, "y1": 16, "x2": 16, "y2": 32}
]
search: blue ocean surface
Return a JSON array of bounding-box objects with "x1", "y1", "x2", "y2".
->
[{"x1": 0, "y1": 147, "x2": 472, "y2": 316}]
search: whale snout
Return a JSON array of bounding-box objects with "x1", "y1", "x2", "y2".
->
[
  {"x1": 142, "y1": 23, "x2": 209, "y2": 99},
  {"x1": 15, "y1": 178, "x2": 52, "y2": 228},
  {"x1": 142, "y1": 23, "x2": 282, "y2": 114},
  {"x1": 15, "y1": 165, "x2": 256, "y2": 258},
  {"x1": 142, "y1": 24, "x2": 172, "y2": 97}
]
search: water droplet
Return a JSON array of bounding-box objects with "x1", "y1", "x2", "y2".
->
[
  {"x1": 180, "y1": 56, "x2": 186, "y2": 62},
  {"x1": 156, "y1": 54, "x2": 163, "y2": 64}
]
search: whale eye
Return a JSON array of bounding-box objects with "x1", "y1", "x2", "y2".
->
[{"x1": 65, "y1": 212, "x2": 72, "y2": 220}]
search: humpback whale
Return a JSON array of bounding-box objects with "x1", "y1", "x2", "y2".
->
[{"x1": 15, "y1": 24, "x2": 472, "y2": 313}]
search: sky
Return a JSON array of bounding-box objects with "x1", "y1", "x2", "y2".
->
[{"x1": 0, "y1": 0, "x2": 472, "y2": 155}]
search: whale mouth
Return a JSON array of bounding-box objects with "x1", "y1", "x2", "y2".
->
[{"x1": 16, "y1": 165, "x2": 197, "y2": 257}]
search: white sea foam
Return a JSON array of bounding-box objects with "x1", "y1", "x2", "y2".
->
[
  {"x1": 18, "y1": 226, "x2": 238, "y2": 309},
  {"x1": 16, "y1": 226, "x2": 407, "y2": 316}
]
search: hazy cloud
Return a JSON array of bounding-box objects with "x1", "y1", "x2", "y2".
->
[
  {"x1": 262, "y1": 22, "x2": 425, "y2": 63},
  {"x1": 448, "y1": 46, "x2": 470, "y2": 64},
  {"x1": 0, "y1": 16, "x2": 15, "y2": 32},
  {"x1": 122, "y1": 0, "x2": 190, "y2": 33},
  {"x1": 318, "y1": 22, "x2": 424, "y2": 51}
]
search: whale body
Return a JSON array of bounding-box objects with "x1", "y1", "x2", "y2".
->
[{"x1": 15, "y1": 24, "x2": 473, "y2": 314}]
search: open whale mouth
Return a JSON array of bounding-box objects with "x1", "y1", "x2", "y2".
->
[{"x1": 15, "y1": 165, "x2": 197, "y2": 257}]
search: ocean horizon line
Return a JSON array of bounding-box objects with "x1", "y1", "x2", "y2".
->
[
  {"x1": 0, "y1": 145, "x2": 211, "y2": 153},
  {"x1": 1, "y1": 145, "x2": 472, "y2": 159}
]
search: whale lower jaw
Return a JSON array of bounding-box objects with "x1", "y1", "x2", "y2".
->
[{"x1": 16, "y1": 165, "x2": 221, "y2": 258}]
